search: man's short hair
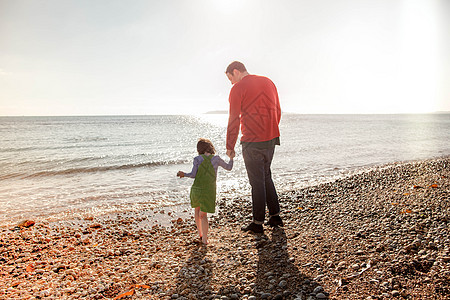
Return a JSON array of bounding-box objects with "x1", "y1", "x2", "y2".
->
[{"x1": 226, "y1": 61, "x2": 247, "y2": 74}]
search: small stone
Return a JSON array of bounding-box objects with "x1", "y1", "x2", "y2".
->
[
  {"x1": 279, "y1": 280, "x2": 287, "y2": 288},
  {"x1": 338, "y1": 278, "x2": 349, "y2": 286},
  {"x1": 314, "y1": 274, "x2": 325, "y2": 281},
  {"x1": 40, "y1": 289, "x2": 51, "y2": 297},
  {"x1": 376, "y1": 244, "x2": 385, "y2": 252},
  {"x1": 391, "y1": 290, "x2": 400, "y2": 297},
  {"x1": 261, "y1": 293, "x2": 272, "y2": 299},
  {"x1": 316, "y1": 293, "x2": 327, "y2": 299},
  {"x1": 313, "y1": 286, "x2": 323, "y2": 294},
  {"x1": 336, "y1": 261, "x2": 347, "y2": 270},
  {"x1": 18, "y1": 220, "x2": 35, "y2": 228}
]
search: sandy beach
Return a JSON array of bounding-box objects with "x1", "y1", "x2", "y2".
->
[{"x1": 1, "y1": 156, "x2": 449, "y2": 300}]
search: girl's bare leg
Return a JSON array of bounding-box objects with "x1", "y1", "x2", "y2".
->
[
  {"x1": 195, "y1": 207, "x2": 202, "y2": 238},
  {"x1": 199, "y1": 211, "x2": 209, "y2": 245}
]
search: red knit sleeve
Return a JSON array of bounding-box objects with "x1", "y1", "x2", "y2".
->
[
  {"x1": 226, "y1": 86, "x2": 241, "y2": 151},
  {"x1": 274, "y1": 83, "x2": 281, "y2": 124}
]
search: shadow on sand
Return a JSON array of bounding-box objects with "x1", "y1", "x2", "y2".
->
[
  {"x1": 255, "y1": 227, "x2": 318, "y2": 299},
  {"x1": 174, "y1": 242, "x2": 211, "y2": 299},
  {"x1": 173, "y1": 227, "x2": 327, "y2": 299}
]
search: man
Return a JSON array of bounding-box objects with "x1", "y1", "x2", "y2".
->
[{"x1": 225, "y1": 61, "x2": 283, "y2": 233}]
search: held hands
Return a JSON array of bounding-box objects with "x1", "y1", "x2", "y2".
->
[
  {"x1": 177, "y1": 171, "x2": 185, "y2": 178},
  {"x1": 226, "y1": 149, "x2": 235, "y2": 159}
]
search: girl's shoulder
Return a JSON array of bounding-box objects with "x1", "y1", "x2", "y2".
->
[
  {"x1": 193, "y1": 155, "x2": 204, "y2": 163},
  {"x1": 211, "y1": 155, "x2": 224, "y2": 162}
]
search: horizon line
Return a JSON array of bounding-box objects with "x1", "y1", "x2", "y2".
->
[{"x1": 0, "y1": 111, "x2": 449, "y2": 118}]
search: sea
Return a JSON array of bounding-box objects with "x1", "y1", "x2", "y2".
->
[{"x1": 1, "y1": 114, "x2": 449, "y2": 226}]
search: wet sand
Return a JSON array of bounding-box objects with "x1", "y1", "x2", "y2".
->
[{"x1": 1, "y1": 156, "x2": 449, "y2": 299}]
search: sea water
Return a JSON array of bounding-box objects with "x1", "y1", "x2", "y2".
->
[{"x1": 1, "y1": 114, "x2": 449, "y2": 225}]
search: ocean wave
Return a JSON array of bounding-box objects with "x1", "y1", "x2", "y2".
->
[
  {"x1": 0, "y1": 146, "x2": 38, "y2": 153},
  {"x1": 0, "y1": 159, "x2": 189, "y2": 180},
  {"x1": 0, "y1": 141, "x2": 166, "y2": 153}
]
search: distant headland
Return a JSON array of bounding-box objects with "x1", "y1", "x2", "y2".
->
[{"x1": 204, "y1": 110, "x2": 228, "y2": 114}]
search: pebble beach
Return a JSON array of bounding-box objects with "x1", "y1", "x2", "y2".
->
[{"x1": 1, "y1": 156, "x2": 449, "y2": 300}]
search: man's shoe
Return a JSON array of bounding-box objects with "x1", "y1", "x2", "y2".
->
[
  {"x1": 241, "y1": 222, "x2": 264, "y2": 233},
  {"x1": 266, "y1": 215, "x2": 284, "y2": 227}
]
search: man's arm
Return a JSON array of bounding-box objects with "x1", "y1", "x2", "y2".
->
[
  {"x1": 272, "y1": 81, "x2": 281, "y2": 125},
  {"x1": 226, "y1": 87, "x2": 241, "y2": 151}
]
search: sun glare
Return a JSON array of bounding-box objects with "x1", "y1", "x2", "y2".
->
[
  {"x1": 212, "y1": 0, "x2": 244, "y2": 14},
  {"x1": 398, "y1": 0, "x2": 439, "y2": 113},
  {"x1": 197, "y1": 114, "x2": 229, "y2": 127}
]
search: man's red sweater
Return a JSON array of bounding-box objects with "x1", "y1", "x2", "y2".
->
[{"x1": 226, "y1": 74, "x2": 281, "y2": 151}]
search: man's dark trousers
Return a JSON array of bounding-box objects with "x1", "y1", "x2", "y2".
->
[{"x1": 242, "y1": 145, "x2": 280, "y2": 224}]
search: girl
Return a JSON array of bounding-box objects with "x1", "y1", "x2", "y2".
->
[{"x1": 177, "y1": 138, "x2": 234, "y2": 245}]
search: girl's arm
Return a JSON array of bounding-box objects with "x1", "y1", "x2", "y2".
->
[
  {"x1": 183, "y1": 156, "x2": 201, "y2": 178},
  {"x1": 216, "y1": 156, "x2": 233, "y2": 171}
]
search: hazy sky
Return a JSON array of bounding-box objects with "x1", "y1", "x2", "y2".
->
[{"x1": 0, "y1": 0, "x2": 449, "y2": 116}]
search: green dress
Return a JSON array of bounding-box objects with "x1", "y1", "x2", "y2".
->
[{"x1": 190, "y1": 154, "x2": 216, "y2": 213}]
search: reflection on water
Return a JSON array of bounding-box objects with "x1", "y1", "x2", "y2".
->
[
  {"x1": 196, "y1": 113, "x2": 229, "y2": 127},
  {"x1": 0, "y1": 114, "x2": 449, "y2": 225}
]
